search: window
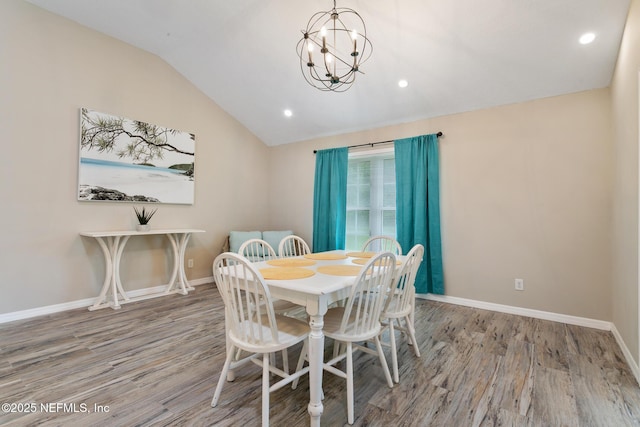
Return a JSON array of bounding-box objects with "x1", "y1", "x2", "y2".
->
[{"x1": 345, "y1": 151, "x2": 396, "y2": 250}]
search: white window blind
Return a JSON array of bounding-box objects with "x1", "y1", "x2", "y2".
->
[{"x1": 345, "y1": 150, "x2": 396, "y2": 250}]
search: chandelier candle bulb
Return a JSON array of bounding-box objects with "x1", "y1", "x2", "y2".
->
[
  {"x1": 352, "y1": 29, "x2": 357, "y2": 53},
  {"x1": 321, "y1": 26, "x2": 327, "y2": 51}
]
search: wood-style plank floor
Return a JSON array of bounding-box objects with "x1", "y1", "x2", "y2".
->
[{"x1": 1, "y1": 283, "x2": 640, "y2": 426}]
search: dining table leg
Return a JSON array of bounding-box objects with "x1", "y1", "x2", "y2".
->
[{"x1": 307, "y1": 298, "x2": 327, "y2": 427}]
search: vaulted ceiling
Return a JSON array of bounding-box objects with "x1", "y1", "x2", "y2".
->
[{"x1": 27, "y1": 0, "x2": 631, "y2": 146}]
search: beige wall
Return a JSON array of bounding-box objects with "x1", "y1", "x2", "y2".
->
[
  {"x1": 611, "y1": 0, "x2": 640, "y2": 364},
  {"x1": 0, "y1": 0, "x2": 271, "y2": 314},
  {"x1": 1, "y1": 0, "x2": 634, "y2": 353},
  {"x1": 270, "y1": 89, "x2": 613, "y2": 321}
]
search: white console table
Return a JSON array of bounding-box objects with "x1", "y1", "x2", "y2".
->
[{"x1": 80, "y1": 228, "x2": 205, "y2": 310}]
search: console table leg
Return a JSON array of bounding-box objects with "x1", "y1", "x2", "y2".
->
[
  {"x1": 179, "y1": 233, "x2": 193, "y2": 291},
  {"x1": 165, "y1": 233, "x2": 181, "y2": 294},
  {"x1": 87, "y1": 235, "x2": 130, "y2": 310},
  {"x1": 89, "y1": 237, "x2": 115, "y2": 310},
  {"x1": 114, "y1": 236, "x2": 131, "y2": 303},
  {"x1": 165, "y1": 232, "x2": 192, "y2": 295}
]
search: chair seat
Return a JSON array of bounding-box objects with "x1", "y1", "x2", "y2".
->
[
  {"x1": 382, "y1": 291, "x2": 413, "y2": 318},
  {"x1": 324, "y1": 307, "x2": 382, "y2": 343},
  {"x1": 272, "y1": 299, "x2": 307, "y2": 320},
  {"x1": 272, "y1": 298, "x2": 301, "y2": 312},
  {"x1": 230, "y1": 314, "x2": 309, "y2": 353},
  {"x1": 382, "y1": 304, "x2": 413, "y2": 319}
]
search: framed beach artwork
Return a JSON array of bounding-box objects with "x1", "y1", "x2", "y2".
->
[{"x1": 78, "y1": 108, "x2": 195, "y2": 204}]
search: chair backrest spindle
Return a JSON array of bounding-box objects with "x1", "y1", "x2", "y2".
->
[
  {"x1": 361, "y1": 236, "x2": 402, "y2": 255},
  {"x1": 238, "y1": 238, "x2": 277, "y2": 262},
  {"x1": 339, "y1": 252, "x2": 396, "y2": 340},
  {"x1": 278, "y1": 235, "x2": 311, "y2": 258},
  {"x1": 213, "y1": 252, "x2": 280, "y2": 346},
  {"x1": 383, "y1": 244, "x2": 424, "y2": 316}
]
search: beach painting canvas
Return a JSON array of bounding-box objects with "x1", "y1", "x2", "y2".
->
[{"x1": 78, "y1": 108, "x2": 195, "y2": 204}]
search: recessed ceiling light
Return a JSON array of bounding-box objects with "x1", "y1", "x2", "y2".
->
[
  {"x1": 398, "y1": 79, "x2": 408, "y2": 88},
  {"x1": 284, "y1": 109, "x2": 293, "y2": 117},
  {"x1": 579, "y1": 32, "x2": 596, "y2": 45}
]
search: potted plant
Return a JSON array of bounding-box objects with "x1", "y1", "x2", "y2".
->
[{"x1": 134, "y1": 206, "x2": 157, "y2": 232}]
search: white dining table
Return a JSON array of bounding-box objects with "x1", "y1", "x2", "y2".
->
[{"x1": 250, "y1": 250, "x2": 401, "y2": 426}]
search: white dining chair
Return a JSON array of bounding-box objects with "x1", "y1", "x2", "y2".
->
[
  {"x1": 361, "y1": 235, "x2": 403, "y2": 255},
  {"x1": 278, "y1": 235, "x2": 311, "y2": 257},
  {"x1": 303, "y1": 251, "x2": 396, "y2": 425},
  {"x1": 380, "y1": 244, "x2": 424, "y2": 383},
  {"x1": 238, "y1": 238, "x2": 302, "y2": 319},
  {"x1": 211, "y1": 252, "x2": 310, "y2": 427},
  {"x1": 238, "y1": 238, "x2": 277, "y2": 262}
]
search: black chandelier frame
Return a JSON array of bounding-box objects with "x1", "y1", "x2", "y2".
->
[{"x1": 297, "y1": 1, "x2": 373, "y2": 92}]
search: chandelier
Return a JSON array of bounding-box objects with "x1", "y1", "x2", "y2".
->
[{"x1": 297, "y1": 0, "x2": 372, "y2": 92}]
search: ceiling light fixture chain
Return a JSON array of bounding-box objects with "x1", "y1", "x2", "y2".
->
[{"x1": 297, "y1": 0, "x2": 372, "y2": 92}]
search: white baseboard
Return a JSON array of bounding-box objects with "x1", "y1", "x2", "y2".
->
[
  {"x1": 420, "y1": 293, "x2": 611, "y2": 330},
  {"x1": 0, "y1": 276, "x2": 214, "y2": 324},
  {"x1": 610, "y1": 323, "x2": 640, "y2": 385},
  {"x1": 419, "y1": 293, "x2": 640, "y2": 385}
]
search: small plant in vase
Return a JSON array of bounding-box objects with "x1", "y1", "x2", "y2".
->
[{"x1": 134, "y1": 206, "x2": 157, "y2": 232}]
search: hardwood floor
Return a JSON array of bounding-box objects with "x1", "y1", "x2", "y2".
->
[{"x1": 1, "y1": 283, "x2": 640, "y2": 426}]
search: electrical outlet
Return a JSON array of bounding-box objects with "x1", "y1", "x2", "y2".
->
[
  {"x1": 188, "y1": 259, "x2": 194, "y2": 268},
  {"x1": 515, "y1": 278, "x2": 524, "y2": 291}
]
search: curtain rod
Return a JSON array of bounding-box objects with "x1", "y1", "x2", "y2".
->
[{"x1": 313, "y1": 132, "x2": 443, "y2": 154}]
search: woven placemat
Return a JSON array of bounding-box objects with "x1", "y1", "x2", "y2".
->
[
  {"x1": 267, "y1": 258, "x2": 317, "y2": 267},
  {"x1": 317, "y1": 265, "x2": 362, "y2": 276},
  {"x1": 259, "y1": 267, "x2": 315, "y2": 280},
  {"x1": 303, "y1": 252, "x2": 348, "y2": 260},
  {"x1": 351, "y1": 258, "x2": 402, "y2": 266},
  {"x1": 345, "y1": 251, "x2": 377, "y2": 259}
]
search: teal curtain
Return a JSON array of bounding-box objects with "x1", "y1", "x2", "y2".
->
[
  {"x1": 395, "y1": 134, "x2": 444, "y2": 294},
  {"x1": 312, "y1": 147, "x2": 349, "y2": 252}
]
